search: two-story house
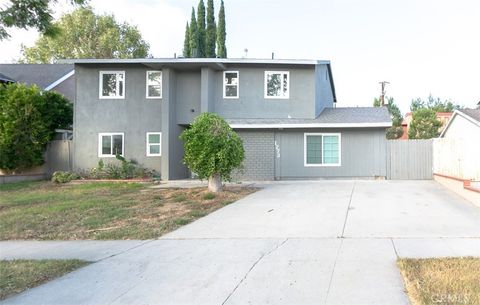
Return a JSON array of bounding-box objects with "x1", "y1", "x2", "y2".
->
[{"x1": 70, "y1": 58, "x2": 392, "y2": 180}]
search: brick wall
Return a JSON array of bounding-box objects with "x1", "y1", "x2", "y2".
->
[{"x1": 233, "y1": 131, "x2": 275, "y2": 181}]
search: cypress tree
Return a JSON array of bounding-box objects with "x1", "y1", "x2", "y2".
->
[
  {"x1": 183, "y1": 22, "x2": 191, "y2": 57},
  {"x1": 189, "y1": 8, "x2": 199, "y2": 58},
  {"x1": 205, "y1": 0, "x2": 216, "y2": 58},
  {"x1": 216, "y1": 0, "x2": 227, "y2": 58},
  {"x1": 196, "y1": 0, "x2": 206, "y2": 57}
]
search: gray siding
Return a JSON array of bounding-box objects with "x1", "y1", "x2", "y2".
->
[
  {"x1": 315, "y1": 64, "x2": 334, "y2": 116},
  {"x1": 276, "y1": 128, "x2": 387, "y2": 179},
  {"x1": 176, "y1": 71, "x2": 201, "y2": 124},
  {"x1": 73, "y1": 64, "x2": 162, "y2": 173},
  {"x1": 233, "y1": 131, "x2": 275, "y2": 181},
  {"x1": 161, "y1": 69, "x2": 189, "y2": 180},
  {"x1": 213, "y1": 67, "x2": 316, "y2": 119}
]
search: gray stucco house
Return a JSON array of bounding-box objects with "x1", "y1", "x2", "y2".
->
[{"x1": 69, "y1": 58, "x2": 391, "y2": 180}]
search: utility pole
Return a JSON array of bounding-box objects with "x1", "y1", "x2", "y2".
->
[{"x1": 379, "y1": 81, "x2": 390, "y2": 106}]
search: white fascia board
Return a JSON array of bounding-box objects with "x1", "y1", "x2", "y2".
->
[
  {"x1": 439, "y1": 110, "x2": 480, "y2": 137},
  {"x1": 45, "y1": 70, "x2": 75, "y2": 91},
  {"x1": 62, "y1": 58, "x2": 324, "y2": 66},
  {"x1": 229, "y1": 122, "x2": 393, "y2": 129}
]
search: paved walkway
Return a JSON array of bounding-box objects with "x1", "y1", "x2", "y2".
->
[{"x1": 1, "y1": 180, "x2": 479, "y2": 305}]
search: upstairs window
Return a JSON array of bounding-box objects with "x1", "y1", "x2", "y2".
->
[
  {"x1": 98, "y1": 133, "x2": 124, "y2": 157},
  {"x1": 223, "y1": 71, "x2": 239, "y2": 98},
  {"x1": 99, "y1": 71, "x2": 125, "y2": 99},
  {"x1": 304, "y1": 133, "x2": 341, "y2": 166},
  {"x1": 265, "y1": 71, "x2": 289, "y2": 99},
  {"x1": 146, "y1": 71, "x2": 162, "y2": 99},
  {"x1": 146, "y1": 132, "x2": 161, "y2": 156}
]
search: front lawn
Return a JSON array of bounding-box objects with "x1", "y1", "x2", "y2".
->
[
  {"x1": 0, "y1": 259, "x2": 88, "y2": 300},
  {"x1": 398, "y1": 257, "x2": 480, "y2": 305},
  {"x1": 0, "y1": 181, "x2": 256, "y2": 240}
]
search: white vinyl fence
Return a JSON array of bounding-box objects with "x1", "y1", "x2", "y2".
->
[{"x1": 433, "y1": 138, "x2": 480, "y2": 180}]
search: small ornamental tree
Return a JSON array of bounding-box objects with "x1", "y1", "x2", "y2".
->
[
  {"x1": 0, "y1": 83, "x2": 72, "y2": 172},
  {"x1": 180, "y1": 113, "x2": 244, "y2": 192},
  {"x1": 408, "y1": 108, "x2": 443, "y2": 139}
]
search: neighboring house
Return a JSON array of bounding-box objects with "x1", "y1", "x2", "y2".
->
[
  {"x1": 434, "y1": 109, "x2": 480, "y2": 205},
  {"x1": 439, "y1": 108, "x2": 480, "y2": 139},
  {"x1": 70, "y1": 58, "x2": 392, "y2": 181},
  {"x1": 0, "y1": 64, "x2": 75, "y2": 102},
  {"x1": 400, "y1": 112, "x2": 452, "y2": 139}
]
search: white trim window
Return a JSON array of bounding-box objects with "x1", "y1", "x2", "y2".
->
[
  {"x1": 146, "y1": 132, "x2": 161, "y2": 156},
  {"x1": 304, "y1": 133, "x2": 341, "y2": 166},
  {"x1": 146, "y1": 71, "x2": 162, "y2": 99},
  {"x1": 264, "y1": 71, "x2": 289, "y2": 99},
  {"x1": 98, "y1": 133, "x2": 124, "y2": 157},
  {"x1": 223, "y1": 71, "x2": 239, "y2": 98},
  {"x1": 99, "y1": 71, "x2": 125, "y2": 99}
]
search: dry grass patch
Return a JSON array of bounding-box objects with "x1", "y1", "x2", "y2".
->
[
  {"x1": 398, "y1": 257, "x2": 480, "y2": 305},
  {"x1": 0, "y1": 181, "x2": 257, "y2": 240},
  {"x1": 0, "y1": 259, "x2": 88, "y2": 300}
]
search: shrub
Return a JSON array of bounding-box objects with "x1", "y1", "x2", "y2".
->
[
  {"x1": 51, "y1": 171, "x2": 80, "y2": 184},
  {"x1": 89, "y1": 155, "x2": 153, "y2": 179},
  {"x1": 0, "y1": 83, "x2": 72, "y2": 172}
]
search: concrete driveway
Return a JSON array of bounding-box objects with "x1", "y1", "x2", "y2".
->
[{"x1": 2, "y1": 180, "x2": 480, "y2": 305}]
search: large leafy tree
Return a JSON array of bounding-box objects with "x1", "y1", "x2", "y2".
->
[
  {"x1": 0, "y1": 83, "x2": 72, "y2": 172},
  {"x1": 205, "y1": 0, "x2": 216, "y2": 58},
  {"x1": 374, "y1": 96, "x2": 404, "y2": 139},
  {"x1": 408, "y1": 108, "x2": 442, "y2": 139},
  {"x1": 180, "y1": 113, "x2": 244, "y2": 192},
  {"x1": 216, "y1": 0, "x2": 227, "y2": 58},
  {"x1": 0, "y1": 0, "x2": 86, "y2": 40},
  {"x1": 21, "y1": 7, "x2": 150, "y2": 63},
  {"x1": 196, "y1": 0, "x2": 206, "y2": 57}
]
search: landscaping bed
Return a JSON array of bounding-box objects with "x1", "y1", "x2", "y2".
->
[
  {"x1": 398, "y1": 257, "x2": 480, "y2": 305},
  {"x1": 0, "y1": 259, "x2": 88, "y2": 300},
  {"x1": 0, "y1": 181, "x2": 257, "y2": 240}
]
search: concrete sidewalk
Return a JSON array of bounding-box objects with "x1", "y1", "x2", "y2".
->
[
  {"x1": 1, "y1": 237, "x2": 479, "y2": 305},
  {"x1": 0, "y1": 240, "x2": 149, "y2": 261}
]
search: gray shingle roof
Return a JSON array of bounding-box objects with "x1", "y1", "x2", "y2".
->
[
  {"x1": 0, "y1": 64, "x2": 73, "y2": 89},
  {"x1": 459, "y1": 108, "x2": 480, "y2": 123},
  {"x1": 0, "y1": 72, "x2": 15, "y2": 83},
  {"x1": 227, "y1": 107, "x2": 392, "y2": 128}
]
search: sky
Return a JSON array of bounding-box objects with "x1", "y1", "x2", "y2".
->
[{"x1": 0, "y1": 0, "x2": 479, "y2": 113}]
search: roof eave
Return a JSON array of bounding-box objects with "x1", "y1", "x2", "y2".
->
[
  {"x1": 229, "y1": 122, "x2": 393, "y2": 129},
  {"x1": 61, "y1": 58, "x2": 328, "y2": 66}
]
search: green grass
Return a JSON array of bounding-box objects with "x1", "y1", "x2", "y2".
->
[
  {"x1": 202, "y1": 193, "x2": 216, "y2": 200},
  {"x1": 0, "y1": 181, "x2": 256, "y2": 240},
  {"x1": 398, "y1": 257, "x2": 480, "y2": 305},
  {"x1": 0, "y1": 259, "x2": 88, "y2": 300}
]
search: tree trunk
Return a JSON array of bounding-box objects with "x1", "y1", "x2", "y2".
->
[{"x1": 208, "y1": 173, "x2": 222, "y2": 192}]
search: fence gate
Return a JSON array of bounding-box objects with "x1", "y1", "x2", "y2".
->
[
  {"x1": 387, "y1": 139, "x2": 433, "y2": 180},
  {"x1": 45, "y1": 140, "x2": 73, "y2": 175}
]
